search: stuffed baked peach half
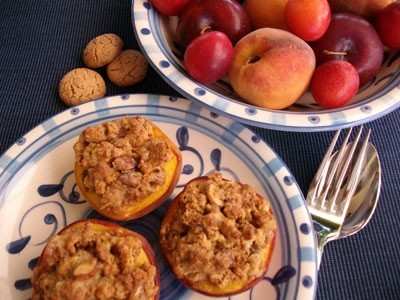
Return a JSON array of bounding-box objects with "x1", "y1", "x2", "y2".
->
[
  {"x1": 160, "y1": 173, "x2": 277, "y2": 297},
  {"x1": 74, "y1": 117, "x2": 182, "y2": 221},
  {"x1": 32, "y1": 219, "x2": 160, "y2": 300}
]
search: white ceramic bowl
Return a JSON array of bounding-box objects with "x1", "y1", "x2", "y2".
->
[{"x1": 132, "y1": 0, "x2": 400, "y2": 131}]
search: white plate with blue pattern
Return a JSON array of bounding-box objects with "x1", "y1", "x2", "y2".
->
[
  {"x1": 132, "y1": 0, "x2": 400, "y2": 132},
  {"x1": 0, "y1": 94, "x2": 317, "y2": 299}
]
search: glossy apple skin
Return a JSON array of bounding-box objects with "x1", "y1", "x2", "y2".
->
[
  {"x1": 285, "y1": 0, "x2": 331, "y2": 41},
  {"x1": 328, "y1": 0, "x2": 395, "y2": 17},
  {"x1": 311, "y1": 60, "x2": 360, "y2": 108},
  {"x1": 150, "y1": 0, "x2": 190, "y2": 16},
  {"x1": 33, "y1": 219, "x2": 160, "y2": 300},
  {"x1": 160, "y1": 176, "x2": 277, "y2": 297},
  {"x1": 184, "y1": 31, "x2": 234, "y2": 84},
  {"x1": 376, "y1": 2, "x2": 400, "y2": 49},
  {"x1": 313, "y1": 13, "x2": 384, "y2": 85},
  {"x1": 177, "y1": 0, "x2": 252, "y2": 47}
]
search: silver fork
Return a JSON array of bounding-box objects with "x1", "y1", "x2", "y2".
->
[{"x1": 307, "y1": 126, "x2": 371, "y2": 268}]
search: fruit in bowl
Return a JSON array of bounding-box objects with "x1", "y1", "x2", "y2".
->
[
  {"x1": 229, "y1": 28, "x2": 316, "y2": 109},
  {"x1": 139, "y1": 0, "x2": 400, "y2": 126},
  {"x1": 150, "y1": 0, "x2": 190, "y2": 16},
  {"x1": 285, "y1": 0, "x2": 331, "y2": 41},
  {"x1": 177, "y1": 0, "x2": 252, "y2": 48},
  {"x1": 313, "y1": 13, "x2": 384, "y2": 85},
  {"x1": 376, "y1": 2, "x2": 400, "y2": 49},
  {"x1": 243, "y1": 0, "x2": 288, "y2": 30},
  {"x1": 184, "y1": 31, "x2": 234, "y2": 84},
  {"x1": 311, "y1": 60, "x2": 360, "y2": 108},
  {"x1": 328, "y1": 0, "x2": 395, "y2": 17}
]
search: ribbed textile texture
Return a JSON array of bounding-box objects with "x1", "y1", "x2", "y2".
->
[{"x1": 0, "y1": 1, "x2": 399, "y2": 299}]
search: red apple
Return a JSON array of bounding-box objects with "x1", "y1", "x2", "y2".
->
[
  {"x1": 328, "y1": 0, "x2": 395, "y2": 18},
  {"x1": 376, "y1": 2, "x2": 400, "y2": 49},
  {"x1": 313, "y1": 13, "x2": 384, "y2": 85},
  {"x1": 177, "y1": 0, "x2": 252, "y2": 47},
  {"x1": 150, "y1": 0, "x2": 190, "y2": 16}
]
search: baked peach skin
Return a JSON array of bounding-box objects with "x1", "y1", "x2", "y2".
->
[
  {"x1": 32, "y1": 219, "x2": 160, "y2": 300},
  {"x1": 229, "y1": 28, "x2": 316, "y2": 110},
  {"x1": 75, "y1": 123, "x2": 182, "y2": 221},
  {"x1": 160, "y1": 176, "x2": 277, "y2": 297}
]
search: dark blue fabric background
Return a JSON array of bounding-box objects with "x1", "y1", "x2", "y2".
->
[{"x1": 0, "y1": 1, "x2": 399, "y2": 299}]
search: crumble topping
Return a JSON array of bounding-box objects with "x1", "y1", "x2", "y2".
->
[
  {"x1": 74, "y1": 117, "x2": 173, "y2": 212},
  {"x1": 160, "y1": 173, "x2": 277, "y2": 289},
  {"x1": 32, "y1": 221, "x2": 158, "y2": 300}
]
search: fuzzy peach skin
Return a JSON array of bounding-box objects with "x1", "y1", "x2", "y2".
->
[
  {"x1": 244, "y1": 0, "x2": 288, "y2": 30},
  {"x1": 229, "y1": 28, "x2": 316, "y2": 110},
  {"x1": 75, "y1": 123, "x2": 182, "y2": 221},
  {"x1": 329, "y1": 0, "x2": 395, "y2": 17},
  {"x1": 160, "y1": 176, "x2": 277, "y2": 297},
  {"x1": 32, "y1": 219, "x2": 160, "y2": 300}
]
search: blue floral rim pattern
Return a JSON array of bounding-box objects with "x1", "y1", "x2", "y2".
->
[{"x1": 0, "y1": 95, "x2": 317, "y2": 299}]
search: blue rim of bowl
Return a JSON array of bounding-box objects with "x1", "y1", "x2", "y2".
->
[
  {"x1": 131, "y1": 0, "x2": 400, "y2": 132},
  {"x1": 0, "y1": 94, "x2": 317, "y2": 300}
]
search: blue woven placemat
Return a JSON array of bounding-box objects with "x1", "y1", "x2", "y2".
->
[{"x1": 0, "y1": 1, "x2": 399, "y2": 299}]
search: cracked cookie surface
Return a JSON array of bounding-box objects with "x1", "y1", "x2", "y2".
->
[
  {"x1": 59, "y1": 68, "x2": 106, "y2": 106},
  {"x1": 83, "y1": 33, "x2": 124, "y2": 69},
  {"x1": 107, "y1": 50, "x2": 148, "y2": 87}
]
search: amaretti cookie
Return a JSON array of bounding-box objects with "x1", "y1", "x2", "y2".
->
[
  {"x1": 59, "y1": 68, "x2": 106, "y2": 106},
  {"x1": 83, "y1": 33, "x2": 124, "y2": 68},
  {"x1": 106, "y1": 50, "x2": 148, "y2": 87}
]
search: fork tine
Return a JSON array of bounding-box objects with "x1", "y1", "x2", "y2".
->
[
  {"x1": 319, "y1": 127, "x2": 355, "y2": 209},
  {"x1": 314, "y1": 158, "x2": 331, "y2": 201},
  {"x1": 329, "y1": 126, "x2": 364, "y2": 211},
  {"x1": 310, "y1": 130, "x2": 341, "y2": 205},
  {"x1": 338, "y1": 129, "x2": 371, "y2": 232}
]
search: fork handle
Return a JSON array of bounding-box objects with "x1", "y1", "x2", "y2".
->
[
  {"x1": 317, "y1": 236, "x2": 326, "y2": 270},
  {"x1": 314, "y1": 222, "x2": 337, "y2": 269}
]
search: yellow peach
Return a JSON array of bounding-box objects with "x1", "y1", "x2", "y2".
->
[{"x1": 229, "y1": 28, "x2": 316, "y2": 110}]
